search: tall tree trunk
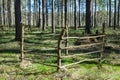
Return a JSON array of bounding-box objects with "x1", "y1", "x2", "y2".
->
[
  {"x1": 28, "y1": 0, "x2": 31, "y2": 30},
  {"x1": 33, "y1": 0, "x2": 36, "y2": 26},
  {"x1": 14, "y1": 0, "x2": 22, "y2": 41},
  {"x1": 109, "y1": 0, "x2": 111, "y2": 27},
  {"x1": 42, "y1": 0, "x2": 45, "y2": 31},
  {"x1": 46, "y1": 0, "x2": 48, "y2": 26},
  {"x1": 107, "y1": 0, "x2": 109, "y2": 26},
  {"x1": 118, "y1": 0, "x2": 120, "y2": 26},
  {"x1": 7, "y1": 0, "x2": 11, "y2": 27},
  {"x1": 57, "y1": 0, "x2": 60, "y2": 27},
  {"x1": 65, "y1": 0, "x2": 67, "y2": 27},
  {"x1": 37, "y1": 0, "x2": 41, "y2": 27},
  {"x1": 78, "y1": 0, "x2": 81, "y2": 27},
  {"x1": 36, "y1": 0, "x2": 39, "y2": 27},
  {"x1": 61, "y1": 0, "x2": 64, "y2": 28},
  {"x1": 2, "y1": 0, "x2": 5, "y2": 25},
  {"x1": 74, "y1": 0, "x2": 77, "y2": 30},
  {"x1": 86, "y1": 0, "x2": 92, "y2": 34},
  {"x1": 0, "y1": 2, "x2": 2, "y2": 25},
  {"x1": 94, "y1": 0, "x2": 97, "y2": 27},
  {"x1": 52, "y1": 0, "x2": 55, "y2": 33},
  {"x1": 91, "y1": 1, "x2": 94, "y2": 27},
  {"x1": 114, "y1": 0, "x2": 116, "y2": 29}
]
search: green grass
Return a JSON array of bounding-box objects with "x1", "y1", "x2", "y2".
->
[{"x1": 0, "y1": 27, "x2": 120, "y2": 80}]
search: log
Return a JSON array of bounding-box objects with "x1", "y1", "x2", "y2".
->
[
  {"x1": 61, "y1": 42, "x2": 104, "y2": 50},
  {"x1": 62, "y1": 35, "x2": 105, "y2": 40},
  {"x1": 61, "y1": 50, "x2": 103, "y2": 58},
  {"x1": 60, "y1": 58, "x2": 100, "y2": 68}
]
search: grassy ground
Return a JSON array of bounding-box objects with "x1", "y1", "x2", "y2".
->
[{"x1": 0, "y1": 27, "x2": 120, "y2": 80}]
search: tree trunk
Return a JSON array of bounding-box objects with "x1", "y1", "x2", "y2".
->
[
  {"x1": 91, "y1": 1, "x2": 94, "y2": 27},
  {"x1": 74, "y1": 0, "x2": 77, "y2": 30},
  {"x1": 0, "y1": 2, "x2": 2, "y2": 25},
  {"x1": 46, "y1": 0, "x2": 48, "y2": 26},
  {"x1": 114, "y1": 0, "x2": 116, "y2": 29},
  {"x1": 52, "y1": 0, "x2": 55, "y2": 33},
  {"x1": 117, "y1": 0, "x2": 120, "y2": 26},
  {"x1": 61, "y1": 0, "x2": 64, "y2": 28},
  {"x1": 109, "y1": 0, "x2": 111, "y2": 27},
  {"x1": 94, "y1": 0, "x2": 97, "y2": 27},
  {"x1": 36, "y1": 0, "x2": 39, "y2": 27},
  {"x1": 57, "y1": 0, "x2": 60, "y2": 27},
  {"x1": 33, "y1": 0, "x2": 36, "y2": 26},
  {"x1": 65, "y1": 0, "x2": 67, "y2": 27},
  {"x1": 42, "y1": 0, "x2": 45, "y2": 31},
  {"x1": 28, "y1": 0, "x2": 31, "y2": 30},
  {"x1": 86, "y1": 0, "x2": 92, "y2": 34},
  {"x1": 65, "y1": 0, "x2": 68, "y2": 55},
  {"x1": 107, "y1": 0, "x2": 109, "y2": 26},
  {"x1": 2, "y1": 0, "x2": 5, "y2": 25},
  {"x1": 78, "y1": 0, "x2": 81, "y2": 27},
  {"x1": 7, "y1": 0, "x2": 11, "y2": 27},
  {"x1": 37, "y1": 0, "x2": 41, "y2": 27},
  {"x1": 14, "y1": 0, "x2": 22, "y2": 41}
]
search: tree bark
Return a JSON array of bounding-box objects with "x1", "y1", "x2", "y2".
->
[
  {"x1": 94, "y1": 0, "x2": 97, "y2": 27},
  {"x1": 2, "y1": 0, "x2": 5, "y2": 25},
  {"x1": 74, "y1": 0, "x2": 77, "y2": 30},
  {"x1": 14, "y1": 0, "x2": 22, "y2": 41},
  {"x1": 46, "y1": 0, "x2": 48, "y2": 26},
  {"x1": 109, "y1": 0, "x2": 111, "y2": 27},
  {"x1": 7, "y1": 0, "x2": 11, "y2": 27},
  {"x1": 86, "y1": 0, "x2": 92, "y2": 34},
  {"x1": 78, "y1": 0, "x2": 81, "y2": 27},
  {"x1": 114, "y1": 0, "x2": 116, "y2": 29},
  {"x1": 28, "y1": 0, "x2": 31, "y2": 30},
  {"x1": 52, "y1": 0, "x2": 55, "y2": 33},
  {"x1": 61, "y1": 0, "x2": 64, "y2": 28},
  {"x1": 0, "y1": 1, "x2": 2, "y2": 25},
  {"x1": 118, "y1": 0, "x2": 120, "y2": 26},
  {"x1": 42, "y1": 0, "x2": 45, "y2": 31},
  {"x1": 37, "y1": 0, "x2": 41, "y2": 27}
]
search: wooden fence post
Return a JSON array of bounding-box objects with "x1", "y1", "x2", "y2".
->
[
  {"x1": 20, "y1": 23, "x2": 24, "y2": 62},
  {"x1": 98, "y1": 22, "x2": 105, "y2": 69},
  {"x1": 65, "y1": 26, "x2": 68, "y2": 55},
  {"x1": 58, "y1": 41, "x2": 62, "y2": 71},
  {"x1": 102, "y1": 22, "x2": 105, "y2": 34}
]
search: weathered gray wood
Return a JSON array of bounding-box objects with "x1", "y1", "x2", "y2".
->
[
  {"x1": 61, "y1": 50, "x2": 103, "y2": 58},
  {"x1": 65, "y1": 25, "x2": 68, "y2": 55},
  {"x1": 57, "y1": 28, "x2": 66, "y2": 71},
  {"x1": 20, "y1": 23, "x2": 24, "y2": 62},
  {"x1": 60, "y1": 58, "x2": 100, "y2": 68},
  {"x1": 98, "y1": 23, "x2": 105, "y2": 69},
  {"x1": 62, "y1": 35, "x2": 105, "y2": 40},
  {"x1": 57, "y1": 23, "x2": 105, "y2": 71},
  {"x1": 61, "y1": 42, "x2": 104, "y2": 50}
]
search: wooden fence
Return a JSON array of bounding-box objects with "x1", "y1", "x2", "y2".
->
[
  {"x1": 20, "y1": 23, "x2": 105, "y2": 71},
  {"x1": 57, "y1": 24, "x2": 105, "y2": 71}
]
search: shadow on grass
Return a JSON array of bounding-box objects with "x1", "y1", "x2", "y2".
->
[
  {"x1": 26, "y1": 49, "x2": 58, "y2": 54},
  {"x1": 0, "y1": 60, "x2": 20, "y2": 65},
  {"x1": 104, "y1": 47, "x2": 120, "y2": 54},
  {"x1": 0, "y1": 49, "x2": 20, "y2": 53},
  {"x1": 0, "y1": 39, "x2": 16, "y2": 44},
  {"x1": 24, "y1": 39, "x2": 57, "y2": 47}
]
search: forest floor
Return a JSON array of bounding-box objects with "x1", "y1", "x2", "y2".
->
[{"x1": 0, "y1": 27, "x2": 120, "y2": 80}]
